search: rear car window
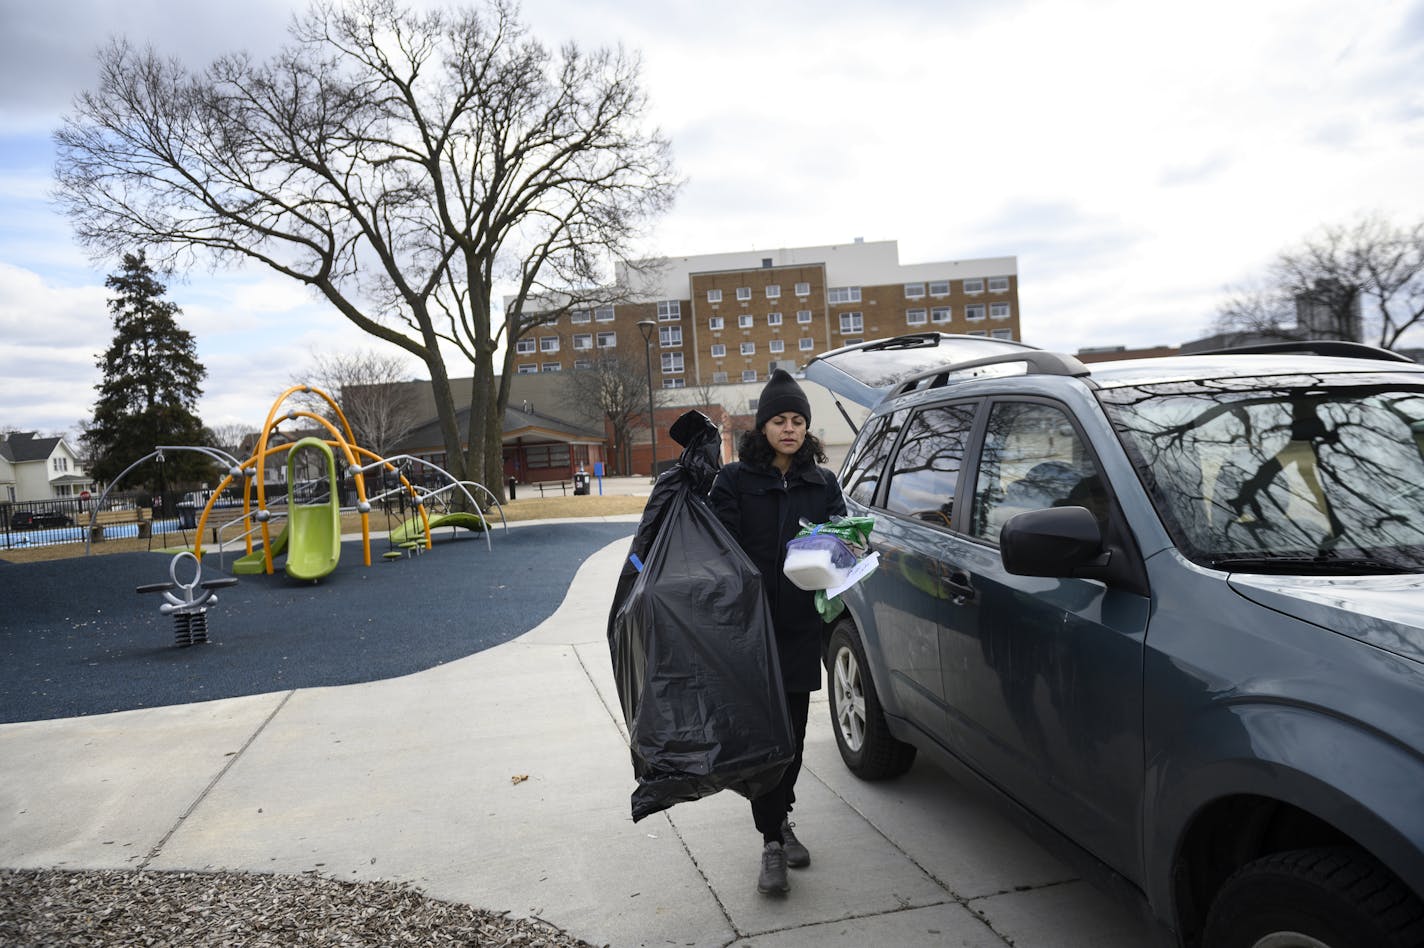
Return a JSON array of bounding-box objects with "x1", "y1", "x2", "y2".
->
[
  {"x1": 883, "y1": 404, "x2": 978, "y2": 526},
  {"x1": 842, "y1": 409, "x2": 908, "y2": 507}
]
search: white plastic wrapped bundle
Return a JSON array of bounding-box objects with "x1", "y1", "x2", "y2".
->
[{"x1": 782, "y1": 533, "x2": 858, "y2": 591}]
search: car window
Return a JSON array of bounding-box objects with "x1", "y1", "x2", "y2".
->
[
  {"x1": 882, "y1": 403, "x2": 977, "y2": 526},
  {"x1": 969, "y1": 401, "x2": 1105, "y2": 542},
  {"x1": 1100, "y1": 375, "x2": 1424, "y2": 569},
  {"x1": 841, "y1": 409, "x2": 909, "y2": 507}
]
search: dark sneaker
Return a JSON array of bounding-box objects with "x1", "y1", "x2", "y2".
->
[
  {"x1": 781, "y1": 820, "x2": 810, "y2": 868},
  {"x1": 757, "y1": 841, "x2": 789, "y2": 895}
]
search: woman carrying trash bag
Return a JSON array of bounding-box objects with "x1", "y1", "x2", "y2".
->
[{"x1": 709, "y1": 369, "x2": 846, "y2": 896}]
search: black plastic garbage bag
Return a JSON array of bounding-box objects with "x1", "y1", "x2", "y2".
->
[{"x1": 608, "y1": 411, "x2": 794, "y2": 822}]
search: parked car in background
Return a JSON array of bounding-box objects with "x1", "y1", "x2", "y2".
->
[
  {"x1": 806, "y1": 333, "x2": 1424, "y2": 948},
  {"x1": 9, "y1": 508, "x2": 76, "y2": 530}
]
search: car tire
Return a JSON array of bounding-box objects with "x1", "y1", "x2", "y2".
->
[
  {"x1": 1202, "y1": 846, "x2": 1424, "y2": 948},
  {"x1": 826, "y1": 619, "x2": 916, "y2": 780}
]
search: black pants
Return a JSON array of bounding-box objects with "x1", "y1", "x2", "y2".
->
[{"x1": 752, "y1": 691, "x2": 811, "y2": 843}]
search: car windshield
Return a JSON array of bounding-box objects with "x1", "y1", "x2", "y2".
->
[{"x1": 1099, "y1": 372, "x2": 1424, "y2": 572}]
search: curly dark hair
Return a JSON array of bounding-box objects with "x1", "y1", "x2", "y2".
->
[{"x1": 736, "y1": 427, "x2": 828, "y2": 467}]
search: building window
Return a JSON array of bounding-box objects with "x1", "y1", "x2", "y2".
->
[
  {"x1": 541, "y1": 362, "x2": 561, "y2": 372},
  {"x1": 570, "y1": 308, "x2": 591, "y2": 323},
  {"x1": 658, "y1": 300, "x2": 681, "y2": 320},
  {"x1": 526, "y1": 444, "x2": 571, "y2": 469},
  {"x1": 738, "y1": 314, "x2": 754, "y2": 329},
  {"x1": 539, "y1": 335, "x2": 559, "y2": 352},
  {"x1": 573, "y1": 358, "x2": 592, "y2": 369},
  {"x1": 769, "y1": 339, "x2": 785, "y2": 354},
  {"x1": 904, "y1": 282, "x2": 925, "y2": 298},
  {"x1": 711, "y1": 343, "x2": 727, "y2": 358},
  {"x1": 840, "y1": 311, "x2": 863, "y2": 334},
  {"x1": 736, "y1": 287, "x2": 752, "y2": 301},
  {"x1": 990, "y1": 302, "x2": 1011, "y2": 319},
  {"x1": 709, "y1": 316, "x2": 724, "y2": 331},
  {"x1": 596, "y1": 331, "x2": 617, "y2": 347},
  {"x1": 707, "y1": 289, "x2": 722, "y2": 303},
  {"x1": 844, "y1": 337, "x2": 863, "y2": 345},
  {"x1": 931, "y1": 306, "x2": 951, "y2": 323},
  {"x1": 929, "y1": 280, "x2": 949, "y2": 296},
  {"x1": 713, "y1": 371, "x2": 728, "y2": 383},
  {"x1": 767, "y1": 312, "x2": 782, "y2": 326},
  {"x1": 906, "y1": 308, "x2": 927, "y2": 326},
  {"x1": 828, "y1": 286, "x2": 862, "y2": 305},
  {"x1": 742, "y1": 370, "x2": 759, "y2": 382},
  {"x1": 963, "y1": 278, "x2": 984, "y2": 294},
  {"x1": 991, "y1": 328, "x2": 1014, "y2": 340},
  {"x1": 659, "y1": 325, "x2": 682, "y2": 347},
  {"x1": 594, "y1": 305, "x2": 616, "y2": 321},
  {"x1": 988, "y1": 276, "x2": 1010, "y2": 292},
  {"x1": 966, "y1": 303, "x2": 986, "y2": 321},
  {"x1": 797, "y1": 310, "x2": 812, "y2": 324},
  {"x1": 572, "y1": 333, "x2": 593, "y2": 350},
  {"x1": 515, "y1": 338, "x2": 535, "y2": 354},
  {"x1": 662, "y1": 378, "x2": 686, "y2": 389},
  {"x1": 795, "y1": 282, "x2": 810, "y2": 296},
  {"x1": 968, "y1": 329, "x2": 987, "y2": 337},
  {"x1": 799, "y1": 337, "x2": 815, "y2": 351},
  {"x1": 661, "y1": 351, "x2": 684, "y2": 373},
  {"x1": 517, "y1": 363, "x2": 537, "y2": 374},
  {"x1": 766, "y1": 284, "x2": 781, "y2": 298},
  {"x1": 740, "y1": 341, "x2": 756, "y2": 355}
]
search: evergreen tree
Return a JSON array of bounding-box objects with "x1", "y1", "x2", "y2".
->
[{"x1": 83, "y1": 251, "x2": 210, "y2": 488}]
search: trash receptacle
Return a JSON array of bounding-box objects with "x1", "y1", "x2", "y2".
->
[
  {"x1": 574, "y1": 471, "x2": 591, "y2": 495},
  {"x1": 177, "y1": 502, "x2": 197, "y2": 529},
  {"x1": 506, "y1": 477, "x2": 517, "y2": 501}
]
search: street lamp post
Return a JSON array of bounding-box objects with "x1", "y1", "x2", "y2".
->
[{"x1": 637, "y1": 319, "x2": 658, "y2": 481}]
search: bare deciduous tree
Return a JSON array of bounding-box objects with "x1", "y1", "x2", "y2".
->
[
  {"x1": 291, "y1": 348, "x2": 423, "y2": 458},
  {"x1": 1216, "y1": 216, "x2": 1424, "y2": 349},
  {"x1": 54, "y1": 0, "x2": 679, "y2": 502},
  {"x1": 560, "y1": 354, "x2": 662, "y2": 474}
]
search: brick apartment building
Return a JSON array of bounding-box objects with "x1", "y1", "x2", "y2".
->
[
  {"x1": 515, "y1": 239, "x2": 1021, "y2": 388},
  {"x1": 385, "y1": 239, "x2": 1020, "y2": 482}
]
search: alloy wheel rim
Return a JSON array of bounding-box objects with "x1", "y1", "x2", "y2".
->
[{"x1": 833, "y1": 647, "x2": 867, "y2": 751}]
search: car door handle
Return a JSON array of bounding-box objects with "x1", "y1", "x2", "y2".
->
[{"x1": 946, "y1": 570, "x2": 976, "y2": 605}]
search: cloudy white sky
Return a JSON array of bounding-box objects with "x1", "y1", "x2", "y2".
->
[{"x1": 3, "y1": 0, "x2": 1423, "y2": 437}]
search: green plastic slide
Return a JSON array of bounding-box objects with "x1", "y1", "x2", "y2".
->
[
  {"x1": 232, "y1": 521, "x2": 289, "y2": 575},
  {"x1": 389, "y1": 511, "x2": 488, "y2": 546},
  {"x1": 283, "y1": 437, "x2": 342, "y2": 581}
]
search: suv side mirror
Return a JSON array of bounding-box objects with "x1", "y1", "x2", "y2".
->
[{"x1": 1000, "y1": 506, "x2": 1108, "y2": 576}]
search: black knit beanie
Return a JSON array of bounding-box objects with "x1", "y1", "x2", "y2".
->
[{"x1": 755, "y1": 369, "x2": 812, "y2": 429}]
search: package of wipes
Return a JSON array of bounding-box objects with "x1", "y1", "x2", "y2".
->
[{"x1": 782, "y1": 531, "x2": 859, "y2": 591}]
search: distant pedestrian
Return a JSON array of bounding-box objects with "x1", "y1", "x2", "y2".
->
[{"x1": 708, "y1": 369, "x2": 845, "y2": 896}]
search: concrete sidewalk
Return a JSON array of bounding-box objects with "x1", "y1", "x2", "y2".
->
[{"x1": 0, "y1": 535, "x2": 1155, "y2": 947}]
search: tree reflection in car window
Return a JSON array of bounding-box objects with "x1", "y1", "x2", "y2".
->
[
  {"x1": 1100, "y1": 374, "x2": 1424, "y2": 569},
  {"x1": 971, "y1": 402, "x2": 1105, "y2": 542},
  {"x1": 883, "y1": 404, "x2": 977, "y2": 526},
  {"x1": 842, "y1": 409, "x2": 909, "y2": 507}
]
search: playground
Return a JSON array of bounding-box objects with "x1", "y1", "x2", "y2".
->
[
  {"x1": 0, "y1": 520, "x2": 636, "y2": 724},
  {"x1": 81, "y1": 384, "x2": 507, "y2": 582}
]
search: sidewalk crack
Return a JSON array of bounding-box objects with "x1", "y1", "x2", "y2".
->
[{"x1": 137, "y1": 689, "x2": 295, "y2": 869}]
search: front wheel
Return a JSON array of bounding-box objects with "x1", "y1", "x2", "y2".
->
[
  {"x1": 1203, "y1": 847, "x2": 1424, "y2": 948},
  {"x1": 826, "y1": 620, "x2": 915, "y2": 780}
]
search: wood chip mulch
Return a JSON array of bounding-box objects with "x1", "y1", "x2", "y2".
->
[{"x1": 0, "y1": 868, "x2": 603, "y2": 947}]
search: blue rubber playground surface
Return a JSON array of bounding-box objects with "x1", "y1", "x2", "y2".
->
[{"x1": 0, "y1": 521, "x2": 634, "y2": 724}]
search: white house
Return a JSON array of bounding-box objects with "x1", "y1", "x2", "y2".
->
[{"x1": 0, "y1": 432, "x2": 95, "y2": 504}]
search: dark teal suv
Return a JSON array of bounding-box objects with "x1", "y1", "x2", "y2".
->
[{"x1": 806, "y1": 334, "x2": 1424, "y2": 948}]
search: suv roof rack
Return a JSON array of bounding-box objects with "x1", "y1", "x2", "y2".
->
[
  {"x1": 889, "y1": 350, "x2": 1091, "y2": 398},
  {"x1": 1188, "y1": 340, "x2": 1416, "y2": 364}
]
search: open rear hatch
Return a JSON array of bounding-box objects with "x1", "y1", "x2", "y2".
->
[{"x1": 803, "y1": 332, "x2": 1040, "y2": 409}]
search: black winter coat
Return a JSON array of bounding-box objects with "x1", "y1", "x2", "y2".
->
[{"x1": 708, "y1": 458, "x2": 847, "y2": 692}]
